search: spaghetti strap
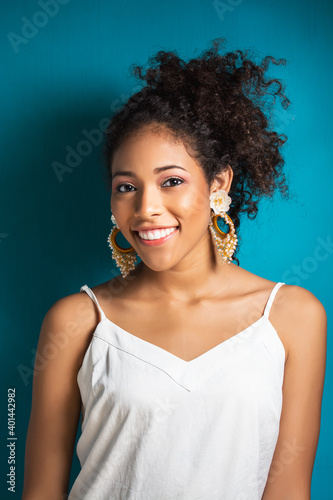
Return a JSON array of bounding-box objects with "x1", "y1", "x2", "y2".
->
[
  {"x1": 80, "y1": 284, "x2": 106, "y2": 321},
  {"x1": 263, "y1": 282, "x2": 285, "y2": 319}
]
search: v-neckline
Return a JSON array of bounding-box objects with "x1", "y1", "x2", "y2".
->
[
  {"x1": 80, "y1": 282, "x2": 285, "y2": 391},
  {"x1": 99, "y1": 314, "x2": 269, "y2": 364},
  {"x1": 91, "y1": 314, "x2": 278, "y2": 392}
]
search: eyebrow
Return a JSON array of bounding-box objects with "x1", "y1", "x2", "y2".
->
[{"x1": 111, "y1": 165, "x2": 188, "y2": 180}]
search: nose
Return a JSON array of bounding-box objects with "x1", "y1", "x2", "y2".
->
[{"x1": 134, "y1": 185, "x2": 163, "y2": 219}]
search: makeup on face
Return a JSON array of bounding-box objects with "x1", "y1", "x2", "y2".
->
[{"x1": 110, "y1": 130, "x2": 211, "y2": 264}]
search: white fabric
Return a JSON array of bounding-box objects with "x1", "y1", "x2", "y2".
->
[{"x1": 68, "y1": 282, "x2": 286, "y2": 500}]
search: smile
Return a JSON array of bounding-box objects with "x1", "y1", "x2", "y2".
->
[{"x1": 135, "y1": 227, "x2": 178, "y2": 246}]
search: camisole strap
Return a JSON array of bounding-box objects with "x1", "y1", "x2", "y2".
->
[
  {"x1": 80, "y1": 285, "x2": 106, "y2": 322},
  {"x1": 263, "y1": 282, "x2": 285, "y2": 319}
]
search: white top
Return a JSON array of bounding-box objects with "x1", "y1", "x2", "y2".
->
[{"x1": 68, "y1": 282, "x2": 286, "y2": 500}]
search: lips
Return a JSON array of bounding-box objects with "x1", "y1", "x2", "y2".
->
[
  {"x1": 134, "y1": 227, "x2": 179, "y2": 246},
  {"x1": 136, "y1": 226, "x2": 178, "y2": 240}
]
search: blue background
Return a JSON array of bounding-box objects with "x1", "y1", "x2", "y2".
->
[{"x1": 1, "y1": 0, "x2": 332, "y2": 498}]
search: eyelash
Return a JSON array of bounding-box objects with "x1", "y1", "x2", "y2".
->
[{"x1": 114, "y1": 176, "x2": 185, "y2": 193}]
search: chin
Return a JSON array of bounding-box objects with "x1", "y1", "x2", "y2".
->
[{"x1": 138, "y1": 257, "x2": 178, "y2": 273}]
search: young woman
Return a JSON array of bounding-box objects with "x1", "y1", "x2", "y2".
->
[{"x1": 22, "y1": 38, "x2": 327, "y2": 500}]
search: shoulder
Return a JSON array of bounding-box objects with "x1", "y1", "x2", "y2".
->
[
  {"x1": 43, "y1": 289, "x2": 100, "y2": 331},
  {"x1": 38, "y1": 289, "x2": 100, "y2": 370},
  {"x1": 276, "y1": 283, "x2": 327, "y2": 324},
  {"x1": 271, "y1": 283, "x2": 327, "y2": 363},
  {"x1": 234, "y1": 265, "x2": 327, "y2": 361}
]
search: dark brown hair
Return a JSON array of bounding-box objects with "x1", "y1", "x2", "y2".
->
[{"x1": 103, "y1": 37, "x2": 291, "y2": 264}]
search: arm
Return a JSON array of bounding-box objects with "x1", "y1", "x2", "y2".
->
[
  {"x1": 22, "y1": 293, "x2": 98, "y2": 500},
  {"x1": 262, "y1": 286, "x2": 327, "y2": 500}
]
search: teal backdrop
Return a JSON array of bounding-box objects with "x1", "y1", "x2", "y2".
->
[{"x1": 1, "y1": 0, "x2": 332, "y2": 498}]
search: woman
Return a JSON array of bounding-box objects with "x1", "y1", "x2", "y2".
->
[{"x1": 22, "y1": 38, "x2": 327, "y2": 500}]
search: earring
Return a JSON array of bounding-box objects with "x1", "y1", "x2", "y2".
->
[
  {"x1": 208, "y1": 189, "x2": 238, "y2": 264},
  {"x1": 107, "y1": 214, "x2": 137, "y2": 278}
]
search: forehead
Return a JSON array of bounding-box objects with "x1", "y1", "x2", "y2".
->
[{"x1": 112, "y1": 125, "x2": 199, "y2": 169}]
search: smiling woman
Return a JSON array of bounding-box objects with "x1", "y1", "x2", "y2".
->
[{"x1": 22, "y1": 37, "x2": 327, "y2": 500}]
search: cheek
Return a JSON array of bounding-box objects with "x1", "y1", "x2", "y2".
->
[
  {"x1": 111, "y1": 198, "x2": 128, "y2": 218},
  {"x1": 176, "y1": 186, "x2": 210, "y2": 221}
]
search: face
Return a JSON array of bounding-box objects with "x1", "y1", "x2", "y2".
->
[{"x1": 110, "y1": 127, "x2": 227, "y2": 273}]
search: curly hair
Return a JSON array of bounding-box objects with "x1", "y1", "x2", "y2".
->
[{"x1": 103, "y1": 37, "x2": 291, "y2": 265}]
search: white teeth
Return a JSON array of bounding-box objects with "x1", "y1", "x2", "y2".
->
[{"x1": 138, "y1": 227, "x2": 177, "y2": 241}]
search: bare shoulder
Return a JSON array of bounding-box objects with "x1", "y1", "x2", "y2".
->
[
  {"x1": 233, "y1": 265, "x2": 327, "y2": 363},
  {"x1": 270, "y1": 283, "x2": 327, "y2": 363},
  {"x1": 274, "y1": 283, "x2": 327, "y2": 324},
  {"x1": 39, "y1": 290, "x2": 100, "y2": 371},
  {"x1": 44, "y1": 289, "x2": 100, "y2": 327}
]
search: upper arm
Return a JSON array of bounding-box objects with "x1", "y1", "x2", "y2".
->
[
  {"x1": 22, "y1": 293, "x2": 98, "y2": 500},
  {"x1": 262, "y1": 286, "x2": 327, "y2": 500}
]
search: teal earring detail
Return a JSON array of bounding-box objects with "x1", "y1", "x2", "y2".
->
[
  {"x1": 107, "y1": 215, "x2": 137, "y2": 278},
  {"x1": 208, "y1": 189, "x2": 238, "y2": 264}
]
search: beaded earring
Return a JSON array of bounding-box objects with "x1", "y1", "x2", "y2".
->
[
  {"x1": 107, "y1": 215, "x2": 137, "y2": 278},
  {"x1": 208, "y1": 189, "x2": 238, "y2": 264}
]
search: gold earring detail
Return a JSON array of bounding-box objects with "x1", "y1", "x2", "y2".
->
[
  {"x1": 107, "y1": 215, "x2": 137, "y2": 278},
  {"x1": 208, "y1": 189, "x2": 238, "y2": 264}
]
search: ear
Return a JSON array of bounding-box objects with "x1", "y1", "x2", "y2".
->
[{"x1": 209, "y1": 165, "x2": 233, "y2": 196}]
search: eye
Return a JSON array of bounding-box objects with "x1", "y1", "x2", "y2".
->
[
  {"x1": 115, "y1": 183, "x2": 135, "y2": 193},
  {"x1": 115, "y1": 177, "x2": 184, "y2": 193},
  {"x1": 162, "y1": 177, "x2": 184, "y2": 187}
]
